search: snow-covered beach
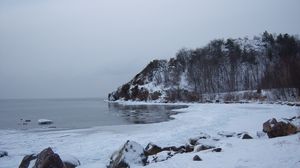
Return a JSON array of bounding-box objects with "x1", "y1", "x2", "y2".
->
[{"x1": 0, "y1": 103, "x2": 299, "y2": 168}]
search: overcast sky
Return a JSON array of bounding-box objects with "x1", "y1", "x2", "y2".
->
[{"x1": 0, "y1": 0, "x2": 299, "y2": 99}]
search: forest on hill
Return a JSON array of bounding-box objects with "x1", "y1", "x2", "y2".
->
[{"x1": 109, "y1": 32, "x2": 300, "y2": 102}]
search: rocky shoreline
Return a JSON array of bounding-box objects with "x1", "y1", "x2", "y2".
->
[{"x1": 13, "y1": 115, "x2": 299, "y2": 168}]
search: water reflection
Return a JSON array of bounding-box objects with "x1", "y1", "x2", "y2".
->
[{"x1": 108, "y1": 103, "x2": 188, "y2": 124}]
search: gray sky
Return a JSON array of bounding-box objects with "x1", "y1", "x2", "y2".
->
[{"x1": 0, "y1": 0, "x2": 300, "y2": 99}]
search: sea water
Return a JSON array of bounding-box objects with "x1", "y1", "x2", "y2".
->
[{"x1": 0, "y1": 98, "x2": 186, "y2": 130}]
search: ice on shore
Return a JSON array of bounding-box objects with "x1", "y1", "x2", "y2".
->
[{"x1": 0, "y1": 103, "x2": 299, "y2": 168}]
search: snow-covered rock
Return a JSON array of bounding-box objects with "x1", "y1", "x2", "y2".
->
[
  {"x1": 107, "y1": 140, "x2": 147, "y2": 168},
  {"x1": 38, "y1": 119, "x2": 53, "y2": 125},
  {"x1": 18, "y1": 148, "x2": 80, "y2": 168},
  {"x1": 33, "y1": 147, "x2": 64, "y2": 168},
  {"x1": 262, "y1": 118, "x2": 297, "y2": 138}
]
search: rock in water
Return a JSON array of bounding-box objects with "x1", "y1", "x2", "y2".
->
[
  {"x1": 263, "y1": 118, "x2": 297, "y2": 138},
  {"x1": 38, "y1": 119, "x2": 53, "y2": 125},
  {"x1": 107, "y1": 140, "x2": 147, "y2": 168}
]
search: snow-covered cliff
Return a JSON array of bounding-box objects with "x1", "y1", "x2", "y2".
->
[{"x1": 109, "y1": 32, "x2": 300, "y2": 102}]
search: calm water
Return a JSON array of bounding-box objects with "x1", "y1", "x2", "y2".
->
[{"x1": 0, "y1": 98, "x2": 187, "y2": 130}]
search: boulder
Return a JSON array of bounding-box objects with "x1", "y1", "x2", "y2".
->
[
  {"x1": 263, "y1": 118, "x2": 297, "y2": 138},
  {"x1": 107, "y1": 140, "x2": 147, "y2": 168},
  {"x1": 0, "y1": 150, "x2": 8, "y2": 158},
  {"x1": 33, "y1": 147, "x2": 64, "y2": 168},
  {"x1": 19, "y1": 148, "x2": 80, "y2": 168},
  {"x1": 193, "y1": 155, "x2": 202, "y2": 161}
]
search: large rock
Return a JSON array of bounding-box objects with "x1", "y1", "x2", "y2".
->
[
  {"x1": 263, "y1": 118, "x2": 297, "y2": 138},
  {"x1": 33, "y1": 147, "x2": 64, "y2": 168},
  {"x1": 19, "y1": 147, "x2": 80, "y2": 168},
  {"x1": 107, "y1": 140, "x2": 148, "y2": 168}
]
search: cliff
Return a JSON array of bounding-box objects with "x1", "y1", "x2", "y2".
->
[{"x1": 108, "y1": 32, "x2": 300, "y2": 102}]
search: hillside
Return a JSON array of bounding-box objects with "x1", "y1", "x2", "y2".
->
[{"x1": 108, "y1": 32, "x2": 300, "y2": 102}]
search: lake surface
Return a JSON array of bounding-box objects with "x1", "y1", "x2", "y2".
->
[{"x1": 0, "y1": 98, "x2": 187, "y2": 130}]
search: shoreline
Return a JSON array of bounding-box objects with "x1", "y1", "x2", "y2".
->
[{"x1": 0, "y1": 103, "x2": 299, "y2": 168}]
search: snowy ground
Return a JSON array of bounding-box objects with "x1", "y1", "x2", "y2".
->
[{"x1": 0, "y1": 103, "x2": 300, "y2": 168}]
